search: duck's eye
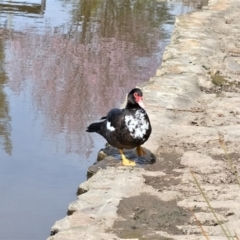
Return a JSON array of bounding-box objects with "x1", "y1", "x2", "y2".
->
[
  {"x1": 134, "y1": 92, "x2": 138, "y2": 98},
  {"x1": 134, "y1": 93, "x2": 143, "y2": 103}
]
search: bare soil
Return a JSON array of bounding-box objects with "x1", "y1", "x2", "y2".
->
[
  {"x1": 111, "y1": 194, "x2": 189, "y2": 240},
  {"x1": 110, "y1": 152, "x2": 191, "y2": 240}
]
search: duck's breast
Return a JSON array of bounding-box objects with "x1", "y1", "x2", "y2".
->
[{"x1": 124, "y1": 109, "x2": 150, "y2": 140}]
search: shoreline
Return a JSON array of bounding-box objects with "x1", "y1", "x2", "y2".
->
[{"x1": 48, "y1": 0, "x2": 240, "y2": 239}]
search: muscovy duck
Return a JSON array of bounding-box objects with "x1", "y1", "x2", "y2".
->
[{"x1": 86, "y1": 88, "x2": 152, "y2": 166}]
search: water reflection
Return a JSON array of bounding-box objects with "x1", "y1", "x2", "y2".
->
[
  {"x1": 4, "y1": 0, "x2": 207, "y2": 157},
  {"x1": 0, "y1": 38, "x2": 12, "y2": 155},
  {"x1": 0, "y1": 1, "x2": 45, "y2": 16}
]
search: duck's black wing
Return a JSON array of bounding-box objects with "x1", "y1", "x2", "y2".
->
[
  {"x1": 105, "y1": 108, "x2": 124, "y2": 129},
  {"x1": 87, "y1": 108, "x2": 123, "y2": 135},
  {"x1": 100, "y1": 108, "x2": 124, "y2": 121}
]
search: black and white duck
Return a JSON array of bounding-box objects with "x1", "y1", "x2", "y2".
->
[{"x1": 86, "y1": 88, "x2": 152, "y2": 166}]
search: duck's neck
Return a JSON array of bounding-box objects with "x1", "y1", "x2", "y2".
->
[{"x1": 125, "y1": 102, "x2": 141, "y2": 110}]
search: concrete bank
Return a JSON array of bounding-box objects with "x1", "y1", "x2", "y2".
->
[{"x1": 48, "y1": 0, "x2": 240, "y2": 239}]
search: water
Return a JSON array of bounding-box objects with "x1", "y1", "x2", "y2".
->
[{"x1": 0, "y1": 0, "x2": 207, "y2": 239}]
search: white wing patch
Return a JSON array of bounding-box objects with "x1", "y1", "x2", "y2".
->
[
  {"x1": 124, "y1": 110, "x2": 149, "y2": 139},
  {"x1": 106, "y1": 121, "x2": 115, "y2": 131}
]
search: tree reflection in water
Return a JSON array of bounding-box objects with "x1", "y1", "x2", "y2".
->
[
  {"x1": 4, "y1": 0, "x2": 207, "y2": 156},
  {"x1": 0, "y1": 38, "x2": 12, "y2": 155}
]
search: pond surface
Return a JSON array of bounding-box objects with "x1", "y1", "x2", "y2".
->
[{"x1": 0, "y1": 0, "x2": 207, "y2": 239}]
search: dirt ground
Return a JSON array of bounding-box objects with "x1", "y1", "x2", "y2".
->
[
  {"x1": 108, "y1": 152, "x2": 187, "y2": 239},
  {"x1": 111, "y1": 195, "x2": 189, "y2": 240},
  {"x1": 109, "y1": 149, "x2": 240, "y2": 239}
]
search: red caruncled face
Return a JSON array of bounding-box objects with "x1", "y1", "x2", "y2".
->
[{"x1": 134, "y1": 92, "x2": 145, "y2": 108}]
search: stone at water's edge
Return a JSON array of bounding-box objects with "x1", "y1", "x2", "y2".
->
[
  {"x1": 48, "y1": 0, "x2": 240, "y2": 239},
  {"x1": 87, "y1": 145, "x2": 156, "y2": 178},
  {"x1": 48, "y1": 167, "x2": 167, "y2": 240}
]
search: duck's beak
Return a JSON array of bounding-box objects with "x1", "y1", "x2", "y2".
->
[{"x1": 138, "y1": 100, "x2": 145, "y2": 109}]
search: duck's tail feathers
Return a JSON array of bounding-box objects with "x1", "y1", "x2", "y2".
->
[{"x1": 86, "y1": 122, "x2": 103, "y2": 133}]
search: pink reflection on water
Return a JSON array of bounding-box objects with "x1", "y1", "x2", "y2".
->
[{"x1": 5, "y1": 29, "x2": 159, "y2": 156}]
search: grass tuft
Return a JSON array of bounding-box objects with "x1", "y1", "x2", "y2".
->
[{"x1": 190, "y1": 170, "x2": 234, "y2": 240}]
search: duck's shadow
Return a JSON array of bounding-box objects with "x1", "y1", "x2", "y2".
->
[{"x1": 87, "y1": 145, "x2": 156, "y2": 178}]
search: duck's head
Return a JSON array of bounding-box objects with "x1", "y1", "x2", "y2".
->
[{"x1": 127, "y1": 88, "x2": 145, "y2": 109}]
